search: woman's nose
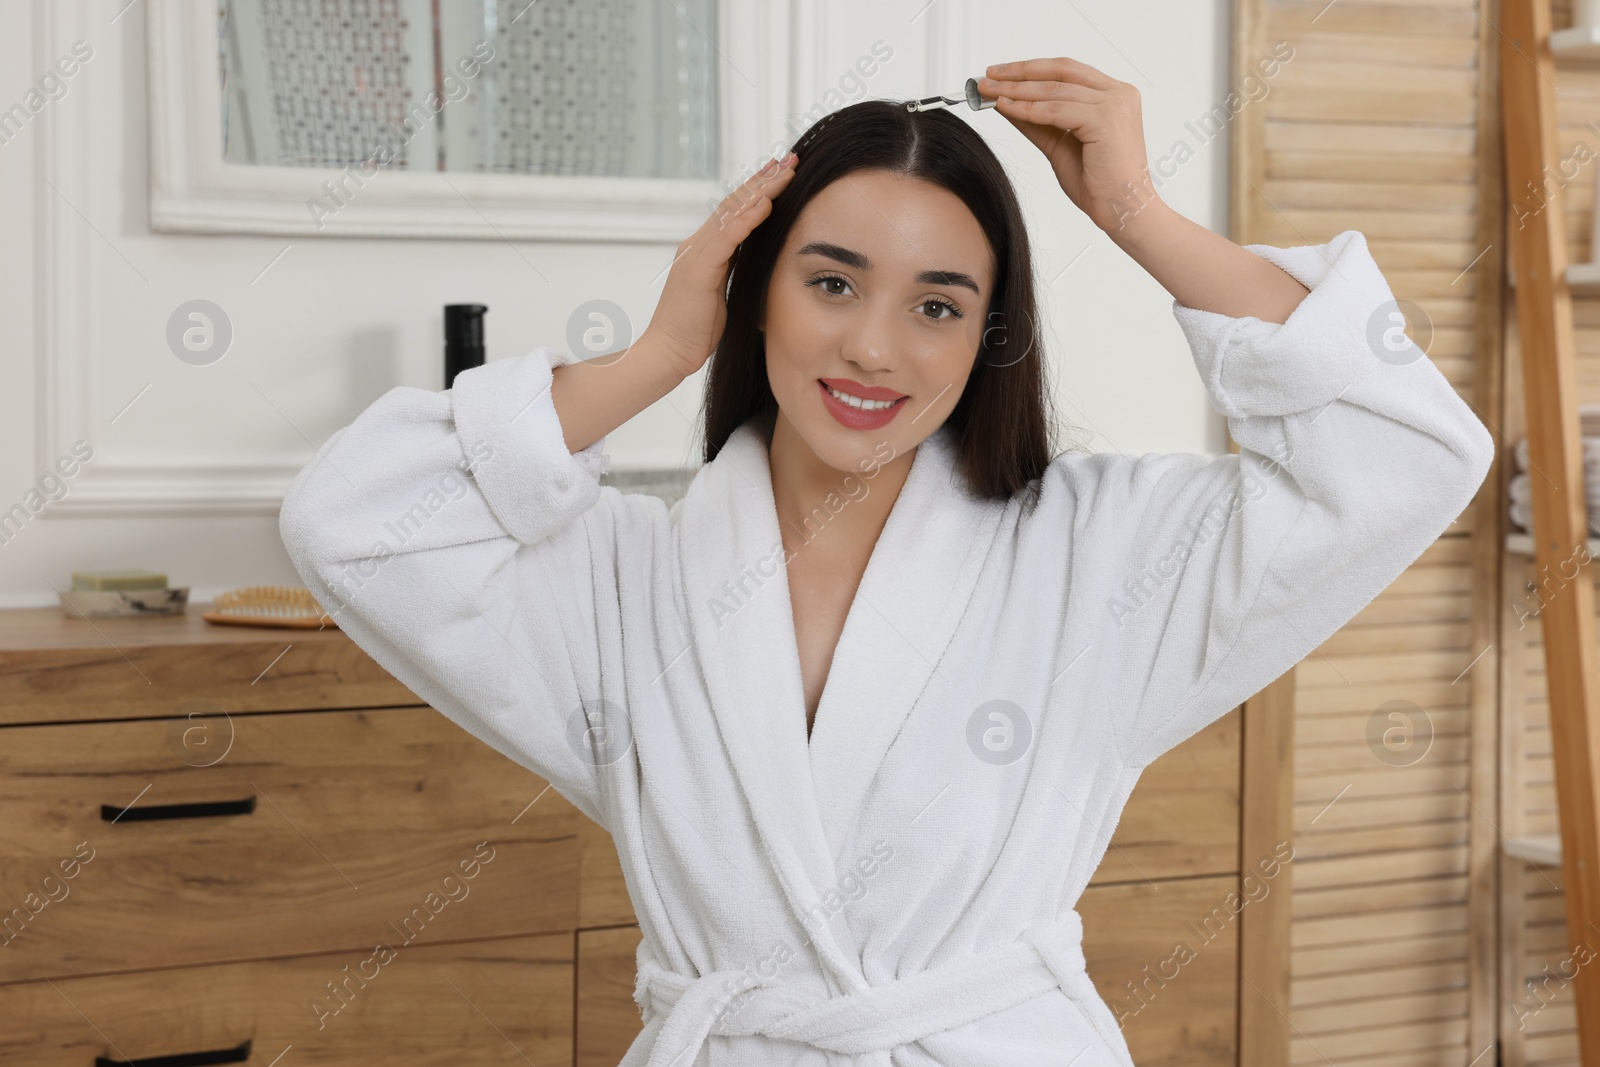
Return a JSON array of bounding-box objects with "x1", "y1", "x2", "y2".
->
[{"x1": 839, "y1": 302, "x2": 900, "y2": 370}]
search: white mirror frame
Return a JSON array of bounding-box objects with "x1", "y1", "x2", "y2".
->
[{"x1": 146, "y1": 0, "x2": 793, "y2": 242}]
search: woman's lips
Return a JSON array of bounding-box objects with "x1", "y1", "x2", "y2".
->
[{"x1": 818, "y1": 379, "x2": 909, "y2": 430}]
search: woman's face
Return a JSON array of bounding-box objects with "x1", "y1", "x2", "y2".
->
[{"x1": 760, "y1": 168, "x2": 997, "y2": 474}]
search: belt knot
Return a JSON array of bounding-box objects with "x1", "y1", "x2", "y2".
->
[{"x1": 629, "y1": 907, "x2": 1128, "y2": 1067}]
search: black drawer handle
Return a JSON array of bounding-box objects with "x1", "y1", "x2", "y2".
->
[
  {"x1": 101, "y1": 797, "x2": 256, "y2": 822},
  {"x1": 95, "y1": 1038, "x2": 251, "y2": 1066}
]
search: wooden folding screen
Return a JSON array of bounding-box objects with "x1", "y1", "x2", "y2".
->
[{"x1": 1231, "y1": 0, "x2": 1505, "y2": 1061}]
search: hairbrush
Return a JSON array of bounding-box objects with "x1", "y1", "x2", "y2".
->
[{"x1": 201, "y1": 585, "x2": 339, "y2": 629}]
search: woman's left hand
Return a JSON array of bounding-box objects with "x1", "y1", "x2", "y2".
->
[{"x1": 978, "y1": 58, "x2": 1162, "y2": 237}]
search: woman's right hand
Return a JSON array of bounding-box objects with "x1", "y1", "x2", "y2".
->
[{"x1": 642, "y1": 150, "x2": 798, "y2": 378}]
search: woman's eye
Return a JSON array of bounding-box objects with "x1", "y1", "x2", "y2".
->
[
  {"x1": 808, "y1": 275, "x2": 852, "y2": 297},
  {"x1": 920, "y1": 299, "x2": 961, "y2": 320}
]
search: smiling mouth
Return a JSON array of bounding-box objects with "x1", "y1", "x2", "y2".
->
[{"x1": 818, "y1": 380, "x2": 908, "y2": 411}]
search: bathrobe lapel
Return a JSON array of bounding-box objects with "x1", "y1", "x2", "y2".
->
[{"x1": 677, "y1": 417, "x2": 1007, "y2": 982}]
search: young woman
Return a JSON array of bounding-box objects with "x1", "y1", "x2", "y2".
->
[{"x1": 280, "y1": 57, "x2": 1494, "y2": 1067}]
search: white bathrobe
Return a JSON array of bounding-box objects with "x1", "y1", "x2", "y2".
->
[{"x1": 278, "y1": 229, "x2": 1494, "y2": 1067}]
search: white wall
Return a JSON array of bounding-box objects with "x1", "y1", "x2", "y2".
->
[{"x1": 0, "y1": 0, "x2": 1233, "y2": 606}]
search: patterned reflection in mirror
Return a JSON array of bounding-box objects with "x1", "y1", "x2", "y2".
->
[{"x1": 217, "y1": 0, "x2": 717, "y2": 178}]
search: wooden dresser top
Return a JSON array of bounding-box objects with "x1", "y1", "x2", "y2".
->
[
  {"x1": 0, "y1": 603, "x2": 351, "y2": 651},
  {"x1": 0, "y1": 604, "x2": 421, "y2": 726}
]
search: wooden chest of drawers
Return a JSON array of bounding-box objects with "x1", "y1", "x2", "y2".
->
[
  {"x1": 0, "y1": 607, "x2": 591, "y2": 1065},
  {"x1": 0, "y1": 605, "x2": 1263, "y2": 1065}
]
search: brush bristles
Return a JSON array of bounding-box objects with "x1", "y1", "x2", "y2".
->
[{"x1": 213, "y1": 585, "x2": 326, "y2": 617}]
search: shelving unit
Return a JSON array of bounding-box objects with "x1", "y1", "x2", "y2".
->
[
  {"x1": 1507, "y1": 27, "x2": 1600, "y2": 298},
  {"x1": 1569, "y1": 262, "x2": 1600, "y2": 291},
  {"x1": 1506, "y1": 531, "x2": 1600, "y2": 555},
  {"x1": 1509, "y1": 261, "x2": 1600, "y2": 293},
  {"x1": 1500, "y1": 1, "x2": 1600, "y2": 1061},
  {"x1": 1512, "y1": 261, "x2": 1600, "y2": 293},
  {"x1": 1552, "y1": 22, "x2": 1600, "y2": 57},
  {"x1": 1504, "y1": 834, "x2": 1565, "y2": 867}
]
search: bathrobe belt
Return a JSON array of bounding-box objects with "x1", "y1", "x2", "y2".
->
[{"x1": 632, "y1": 907, "x2": 1134, "y2": 1066}]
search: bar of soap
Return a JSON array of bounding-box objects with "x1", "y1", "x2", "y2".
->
[{"x1": 71, "y1": 569, "x2": 169, "y2": 591}]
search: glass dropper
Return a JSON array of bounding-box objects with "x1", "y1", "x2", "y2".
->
[{"x1": 906, "y1": 77, "x2": 998, "y2": 113}]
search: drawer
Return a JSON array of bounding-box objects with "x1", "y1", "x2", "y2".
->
[
  {"x1": 577, "y1": 926, "x2": 645, "y2": 1067},
  {"x1": 0, "y1": 707, "x2": 580, "y2": 982},
  {"x1": 569, "y1": 879, "x2": 1239, "y2": 1067},
  {"x1": 579, "y1": 815, "x2": 636, "y2": 928},
  {"x1": 0, "y1": 609, "x2": 420, "y2": 726},
  {"x1": 0, "y1": 932, "x2": 573, "y2": 1066}
]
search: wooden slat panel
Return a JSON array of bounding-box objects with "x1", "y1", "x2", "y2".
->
[
  {"x1": 1293, "y1": 961, "x2": 1469, "y2": 1004},
  {"x1": 1270, "y1": 79, "x2": 1477, "y2": 126},
  {"x1": 1259, "y1": 178, "x2": 1477, "y2": 213},
  {"x1": 1293, "y1": 792, "x2": 1469, "y2": 837},
  {"x1": 1254, "y1": 209, "x2": 1481, "y2": 243},
  {"x1": 1284, "y1": 33, "x2": 1480, "y2": 66},
  {"x1": 1265, "y1": 119, "x2": 1475, "y2": 155},
  {"x1": 1268, "y1": 3, "x2": 1481, "y2": 37},
  {"x1": 1293, "y1": 874, "x2": 1471, "y2": 918},
  {"x1": 1270, "y1": 152, "x2": 1478, "y2": 183},
  {"x1": 1294, "y1": 754, "x2": 1474, "y2": 803},
  {"x1": 1295, "y1": 989, "x2": 1471, "y2": 1035},
  {"x1": 1305, "y1": 825, "x2": 1465, "y2": 857},
  {"x1": 1293, "y1": 932, "x2": 1470, "y2": 975},
  {"x1": 1240, "y1": 0, "x2": 1505, "y2": 1060},
  {"x1": 1291, "y1": 1017, "x2": 1469, "y2": 1065},
  {"x1": 1293, "y1": 736, "x2": 1471, "y2": 776},
  {"x1": 1344, "y1": 591, "x2": 1473, "y2": 628}
]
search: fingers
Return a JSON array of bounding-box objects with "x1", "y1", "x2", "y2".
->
[
  {"x1": 708, "y1": 152, "x2": 798, "y2": 236},
  {"x1": 666, "y1": 153, "x2": 795, "y2": 304},
  {"x1": 985, "y1": 56, "x2": 1119, "y2": 92},
  {"x1": 977, "y1": 76, "x2": 1101, "y2": 105},
  {"x1": 995, "y1": 97, "x2": 1096, "y2": 136}
]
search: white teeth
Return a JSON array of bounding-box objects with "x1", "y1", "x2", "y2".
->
[{"x1": 824, "y1": 383, "x2": 901, "y2": 410}]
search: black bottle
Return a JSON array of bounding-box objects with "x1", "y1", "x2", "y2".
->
[{"x1": 444, "y1": 304, "x2": 487, "y2": 389}]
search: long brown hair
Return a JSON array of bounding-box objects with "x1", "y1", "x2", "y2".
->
[{"x1": 700, "y1": 99, "x2": 1058, "y2": 504}]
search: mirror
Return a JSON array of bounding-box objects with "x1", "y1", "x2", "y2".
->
[{"x1": 147, "y1": 0, "x2": 768, "y2": 241}]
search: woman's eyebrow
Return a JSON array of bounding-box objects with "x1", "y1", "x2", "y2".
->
[{"x1": 796, "y1": 241, "x2": 981, "y2": 295}]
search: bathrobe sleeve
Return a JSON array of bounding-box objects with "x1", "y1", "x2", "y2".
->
[
  {"x1": 1042, "y1": 229, "x2": 1495, "y2": 770},
  {"x1": 277, "y1": 345, "x2": 642, "y2": 829}
]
